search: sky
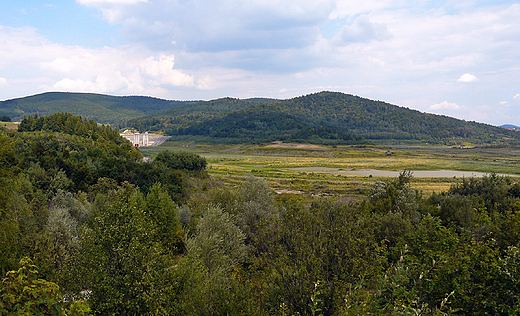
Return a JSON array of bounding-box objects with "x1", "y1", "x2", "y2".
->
[{"x1": 1, "y1": 0, "x2": 519, "y2": 126}]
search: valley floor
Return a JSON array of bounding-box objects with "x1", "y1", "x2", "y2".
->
[{"x1": 141, "y1": 141, "x2": 520, "y2": 197}]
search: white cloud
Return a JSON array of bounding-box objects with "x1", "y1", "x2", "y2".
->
[
  {"x1": 0, "y1": 26, "x2": 194, "y2": 99},
  {"x1": 40, "y1": 56, "x2": 81, "y2": 73},
  {"x1": 196, "y1": 76, "x2": 216, "y2": 90},
  {"x1": 457, "y1": 73, "x2": 478, "y2": 82},
  {"x1": 44, "y1": 52, "x2": 194, "y2": 93},
  {"x1": 40, "y1": 51, "x2": 195, "y2": 92},
  {"x1": 70, "y1": 0, "x2": 520, "y2": 81},
  {"x1": 334, "y1": 15, "x2": 392, "y2": 44},
  {"x1": 429, "y1": 101, "x2": 461, "y2": 110},
  {"x1": 139, "y1": 55, "x2": 194, "y2": 87},
  {"x1": 0, "y1": 77, "x2": 8, "y2": 87},
  {"x1": 514, "y1": 94, "x2": 520, "y2": 99},
  {"x1": 53, "y1": 74, "x2": 130, "y2": 93}
]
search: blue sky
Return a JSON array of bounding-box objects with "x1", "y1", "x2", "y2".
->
[
  {"x1": 1, "y1": 0, "x2": 519, "y2": 126},
  {"x1": 0, "y1": 1, "x2": 119, "y2": 47}
]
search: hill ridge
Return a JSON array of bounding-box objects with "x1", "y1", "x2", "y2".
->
[
  {"x1": 152, "y1": 91, "x2": 520, "y2": 145},
  {"x1": 0, "y1": 91, "x2": 195, "y2": 124},
  {"x1": 2, "y1": 91, "x2": 519, "y2": 145}
]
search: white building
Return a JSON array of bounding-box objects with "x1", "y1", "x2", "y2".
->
[{"x1": 120, "y1": 130, "x2": 152, "y2": 147}]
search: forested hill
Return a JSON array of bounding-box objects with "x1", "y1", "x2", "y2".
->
[
  {"x1": 260, "y1": 92, "x2": 519, "y2": 142},
  {"x1": 3, "y1": 91, "x2": 519, "y2": 145},
  {"x1": 0, "y1": 92, "x2": 195, "y2": 124},
  {"x1": 123, "y1": 97, "x2": 277, "y2": 132},
  {"x1": 135, "y1": 91, "x2": 520, "y2": 145}
]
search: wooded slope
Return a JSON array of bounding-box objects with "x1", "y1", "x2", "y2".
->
[
  {"x1": 135, "y1": 91, "x2": 520, "y2": 145},
  {"x1": 0, "y1": 92, "x2": 193, "y2": 124}
]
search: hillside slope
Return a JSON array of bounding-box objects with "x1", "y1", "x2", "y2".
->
[
  {"x1": 0, "y1": 92, "x2": 193, "y2": 124},
  {"x1": 124, "y1": 97, "x2": 278, "y2": 132},
  {"x1": 159, "y1": 91, "x2": 520, "y2": 145}
]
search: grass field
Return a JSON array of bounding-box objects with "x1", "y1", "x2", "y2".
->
[
  {"x1": 0, "y1": 122, "x2": 18, "y2": 129},
  {"x1": 141, "y1": 140, "x2": 520, "y2": 198}
]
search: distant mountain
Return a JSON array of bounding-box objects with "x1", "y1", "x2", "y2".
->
[
  {"x1": 501, "y1": 124, "x2": 520, "y2": 130},
  {"x1": 0, "y1": 92, "x2": 194, "y2": 124},
  {"x1": 131, "y1": 91, "x2": 520, "y2": 145}
]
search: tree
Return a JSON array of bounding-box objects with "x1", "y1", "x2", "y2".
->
[
  {"x1": 154, "y1": 150, "x2": 207, "y2": 172},
  {"x1": 0, "y1": 257, "x2": 91, "y2": 316},
  {"x1": 144, "y1": 183, "x2": 184, "y2": 254},
  {"x1": 0, "y1": 257, "x2": 62, "y2": 315},
  {"x1": 234, "y1": 176, "x2": 281, "y2": 254},
  {"x1": 182, "y1": 204, "x2": 259, "y2": 315},
  {"x1": 269, "y1": 199, "x2": 384, "y2": 315},
  {"x1": 39, "y1": 190, "x2": 90, "y2": 284},
  {"x1": 187, "y1": 204, "x2": 249, "y2": 274},
  {"x1": 76, "y1": 182, "x2": 170, "y2": 315}
]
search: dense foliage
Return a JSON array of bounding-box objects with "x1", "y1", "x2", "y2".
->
[
  {"x1": 124, "y1": 97, "x2": 275, "y2": 133},
  {"x1": 3, "y1": 113, "x2": 520, "y2": 315},
  {"x1": 0, "y1": 257, "x2": 90, "y2": 315},
  {"x1": 0, "y1": 113, "x2": 206, "y2": 276},
  {"x1": 170, "y1": 105, "x2": 363, "y2": 144},
  {"x1": 19, "y1": 112, "x2": 123, "y2": 142}
]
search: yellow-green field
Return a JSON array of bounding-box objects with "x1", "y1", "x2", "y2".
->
[{"x1": 141, "y1": 141, "x2": 520, "y2": 198}]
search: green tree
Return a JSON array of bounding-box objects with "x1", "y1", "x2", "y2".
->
[
  {"x1": 270, "y1": 199, "x2": 384, "y2": 315},
  {"x1": 181, "y1": 204, "x2": 261, "y2": 315},
  {"x1": 144, "y1": 183, "x2": 184, "y2": 254},
  {"x1": 76, "y1": 182, "x2": 170, "y2": 315},
  {"x1": 0, "y1": 258, "x2": 91, "y2": 316},
  {"x1": 187, "y1": 204, "x2": 249, "y2": 274},
  {"x1": 154, "y1": 150, "x2": 207, "y2": 172},
  {"x1": 0, "y1": 257, "x2": 63, "y2": 315},
  {"x1": 234, "y1": 176, "x2": 281, "y2": 254}
]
